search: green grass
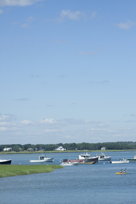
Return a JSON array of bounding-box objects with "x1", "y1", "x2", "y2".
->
[
  {"x1": 0, "y1": 165, "x2": 62, "y2": 178},
  {"x1": 1, "y1": 149, "x2": 136, "y2": 154}
]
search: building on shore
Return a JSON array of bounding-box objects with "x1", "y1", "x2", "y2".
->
[{"x1": 55, "y1": 146, "x2": 66, "y2": 151}]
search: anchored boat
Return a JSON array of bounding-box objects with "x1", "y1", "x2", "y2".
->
[
  {"x1": 0, "y1": 159, "x2": 12, "y2": 165},
  {"x1": 30, "y1": 155, "x2": 54, "y2": 163},
  {"x1": 97, "y1": 153, "x2": 111, "y2": 162},
  {"x1": 111, "y1": 159, "x2": 129, "y2": 164},
  {"x1": 78, "y1": 153, "x2": 98, "y2": 164},
  {"x1": 128, "y1": 155, "x2": 136, "y2": 162}
]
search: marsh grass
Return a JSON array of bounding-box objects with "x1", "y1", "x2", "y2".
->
[{"x1": 0, "y1": 165, "x2": 62, "y2": 178}]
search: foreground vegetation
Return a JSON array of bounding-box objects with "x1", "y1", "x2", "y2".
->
[{"x1": 0, "y1": 165, "x2": 62, "y2": 178}]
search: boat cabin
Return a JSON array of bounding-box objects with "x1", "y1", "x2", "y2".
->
[{"x1": 39, "y1": 156, "x2": 45, "y2": 160}]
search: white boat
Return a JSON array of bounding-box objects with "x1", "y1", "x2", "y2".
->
[
  {"x1": 30, "y1": 155, "x2": 54, "y2": 163},
  {"x1": 111, "y1": 159, "x2": 129, "y2": 164},
  {"x1": 0, "y1": 159, "x2": 12, "y2": 165},
  {"x1": 97, "y1": 153, "x2": 111, "y2": 161},
  {"x1": 78, "y1": 153, "x2": 91, "y2": 160},
  {"x1": 60, "y1": 162, "x2": 74, "y2": 166},
  {"x1": 60, "y1": 159, "x2": 79, "y2": 166}
]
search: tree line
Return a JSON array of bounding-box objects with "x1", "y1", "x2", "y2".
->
[{"x1": 1, "y1": 141, "x2": 136, "y2": 152}]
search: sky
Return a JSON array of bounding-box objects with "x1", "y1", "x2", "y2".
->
[{"x1": 0, "y1": 0, "x2": 136, "y2": 144}]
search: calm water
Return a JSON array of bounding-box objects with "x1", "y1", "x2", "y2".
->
[{"x1": 0, "y1": 151, "x2": 136, "y2": 204}]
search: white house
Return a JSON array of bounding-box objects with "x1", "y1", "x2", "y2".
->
[
  {"x1": 55, "y1": 146, "x2": 66, "y2": 151},
  {"x1": 3, "y1": 147, "x2": 12, "y2": 152},
  {"x1": 101, "y1": 147, "x2": 106, "y2": 151}
]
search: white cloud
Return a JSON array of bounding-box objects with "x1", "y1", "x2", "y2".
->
[
  {"x1": 116, "y1": 21, "x2": 135, "y2": 30},
  {"x1": 0, "y1": 114, "x2": 136, "y2": 143},
  {"x1": 40, "y1": 118, "x2": 56, "y2": 124},
  {"x1": 0, "y1": 114, "x2": 18, "y2": 132},
  {"x1": 0, "y1": 114, "x2": 14, "y2": 121},
  {"x1": 0, "y1": 122, "x2": 18, "y2": 131},
  {"x1": 43, "y1": 128, "x2": 63, "y2": 133},
  {"x1": 0, "y1": 0, "x2": 41, "y2": 6},
  {"x1": 57, "y1": 10, "x2": 97, "y2": 23},
  {"x1": 60, "y1": 10, "x2": 84, "y2": 21},
  {"x1": 0, "y1": 127, "x2": 8, "y2": 131},
  {"x1": 0, "y1": 121, "x2": 10, "y2": 126},
  {"x1": 21, "y1": 120, "x2": 33, "y2": 125}
]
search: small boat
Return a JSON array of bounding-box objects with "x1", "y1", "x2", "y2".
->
[
  {"x1": 0, "y1": 159, "x2": 12, "y2": 165},
  {"x1": 78, "y1": 153, "x2": 98, "y2": 164},
  {"x1": 115, "y1": 172, "x2": 127, "y2": 175},
  {"x1": 115, "y1": 169, "x2": 127, "y2": 175},
  {"x1": 30, "y1": 155, "x2": 54, "y2": 163},
  {"x1": 60, "y1": 159, "x2": 79, "y2": 166},
  {"x1": 128, "y1": 155, "x2": 136, "y2": 162},
  {"x1": 111, "y1": 159, "x2": 129, "y2": 164},
  {"x1": 97, "y1": 153, "x2": 111, "y2": 162}
]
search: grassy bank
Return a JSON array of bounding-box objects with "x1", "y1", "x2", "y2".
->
[
  {"x1": 1, "y1": 149, "x2": 136, "y2": 154},
  {"x1": 0, "y1": 165, "x2": 62, "y2": 178}
]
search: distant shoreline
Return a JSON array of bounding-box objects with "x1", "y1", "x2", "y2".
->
[
  {"x1": 0, "y1": 149, "x2": 136, "y2": 154},
  {"x1": 1, "y1": 141, "x2": 136, "y2": 153}
]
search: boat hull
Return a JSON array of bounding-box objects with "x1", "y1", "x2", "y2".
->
[
  {"x1": 30, "y1": 158, "x2": 53, "y2": 163},
  {"x1": 96, "y1": 153, "x2": 111, "y2": 162},
  {"x1": 111, "y1": 160, "x2": 129, "y2": 164},
  {"x1": 115, "y1": 172, "x2": 127, "y2": 175},
  {"x1": 30, "y1": 155, "x2": 54, "y2": 163},
  {"x1": 0, "y1": 160, "x2": 12, "y2": 165},
  {"x1": 30, "y1": 160, "x2": 46, "y2": 163},
  {"x1": 78, "y1": 153, "x2": 98, "y2": 164},
  {"x1": 82, "y1": 158, "x2": 98, "y2": 164},
  {"x1": 98, "y1": 157, "x2": 111, "y2": 161},
  {"x1": 60, "y1": 162, "x2": 74, "y2": 166},
  {"x1": 69, "y1": 157, "x2": 98, "y2": 165},
  {"x1": 60, "y1": 159, "x2": 79, "y2": 166},
  {"x1": 128, "y1": 159, "x2": 136, "y2": 162}
]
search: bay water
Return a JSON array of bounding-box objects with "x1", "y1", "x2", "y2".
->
[{"x1": 0, "y1": 151, "x2": 136, "y2": 204}]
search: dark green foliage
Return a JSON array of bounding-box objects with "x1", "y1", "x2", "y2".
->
[{"x1": 0, "y1": 141, "x2": 136, "y2": 152}]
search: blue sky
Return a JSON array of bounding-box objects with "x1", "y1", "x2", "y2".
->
[{"x1": 0, "y1": 0, "x2": 136, "y2": 144}]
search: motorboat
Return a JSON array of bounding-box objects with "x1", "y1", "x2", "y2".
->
[
  {"x1": 111, "y1": 159, "x2": 129, "y2": 164},
  {"x1": 97, "y1": 153, "x2": 111, "y2": 162},
  {"x1": 128, "y1": 155, "x2": 136, "y2": 162},
  {"x1": 30, "y1": 155, "x2": 54, "y2": 163},
  {"x1": 0, "y1": 159, "x2": 12, "y2": 165},
  {"x1": 60, "y1": 159, "x2": 79, "y2": 166},
  {"x1": 78, "y1": 153, "x2": 98, "y2": 164}
]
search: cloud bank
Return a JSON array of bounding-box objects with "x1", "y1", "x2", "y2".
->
[
  {"x1": 0, "y1": 0, "x2": 41, "y2": 6},
  {"x1": 0, "y1": 113, "x2": 136, "y2": 144}
]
